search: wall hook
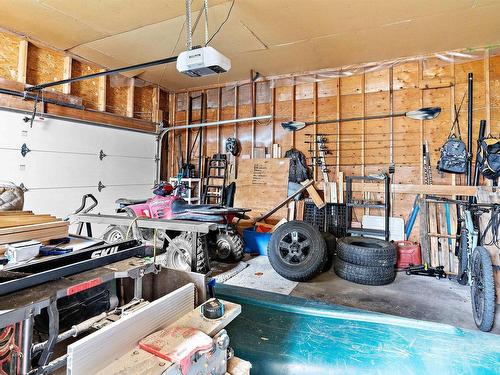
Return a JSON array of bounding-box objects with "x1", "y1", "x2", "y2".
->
[
  {"x1": 99, "y1": 150, "x2": 107, "y2": 160},
  {"x1": 97, "y1": 181, "x2": 106, "y2": 192},
  {"x1": 19, "y1": 183, "x2": 28, "y2": 192}
]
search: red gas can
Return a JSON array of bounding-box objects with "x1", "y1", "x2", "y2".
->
[{"x1": 395, "y1": 241, "x2": 421, "y2": 269}]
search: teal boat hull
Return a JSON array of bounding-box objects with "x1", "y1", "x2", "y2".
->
[{"x1": 216, "y1": 284, "x2": 500, "y2": 374}]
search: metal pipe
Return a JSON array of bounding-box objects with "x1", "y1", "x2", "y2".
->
[
  {"x1": 32, "y1": 312, "x2": 108, "y2": 353},
  {"x1": 26, "y1": 56, "x2": 178, "y2": 92},
  {"x1": 27, "y1": 354, "x2": 67, "y2": 375},
  {"x1": 198, "y1": 93, "x2": 206, "y2": 176},
  {"x1": 467, "y1": 72, "x2": 473, "y2": 186},
  {"x1": 21, "y1": 313, "x2": 34, "y2": 375},
  {"x1": 155, "y1": 115, "x2": 271, "y2": 182}
]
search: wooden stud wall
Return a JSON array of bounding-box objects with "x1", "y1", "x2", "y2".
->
[
  {"x1": 0, "y1": 30, "x2": 168, "y2": 132},
  {"x1": 170, "y1": 50, "x2": 500, "y2": 241}
]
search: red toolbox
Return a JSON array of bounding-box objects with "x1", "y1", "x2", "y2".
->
[{"x1": 395, "y1": 241, "x2": 421, "y2": 269}]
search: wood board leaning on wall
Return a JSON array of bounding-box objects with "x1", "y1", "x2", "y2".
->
[{"x1": 234, "y1": 158, "x2": 290, "y2": 223}]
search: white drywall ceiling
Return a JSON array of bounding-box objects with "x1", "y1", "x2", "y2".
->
[{"x1": 1, "y1": 0, "x2": 500, "y2": 90}]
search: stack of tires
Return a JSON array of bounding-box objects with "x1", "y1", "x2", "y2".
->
[{"x1": 334, "y1": 236, "x2": 397, "y2": 285}]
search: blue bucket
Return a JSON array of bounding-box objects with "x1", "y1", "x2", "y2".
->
[{"x1": 243, "y1": 227, "x2": 272, "y2": 256}]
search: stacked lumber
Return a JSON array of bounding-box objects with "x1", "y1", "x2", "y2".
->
[{"x1": 0, "y1": 211, "x2": 69, "y2": 245}]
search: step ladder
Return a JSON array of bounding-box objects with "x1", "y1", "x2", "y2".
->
[{"x1": 202, "y1": 154, "x2": 227, "y2": 204}]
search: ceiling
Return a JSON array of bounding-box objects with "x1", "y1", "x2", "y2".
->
[{"x1": 1, "y1": 0, "x2": 500, "y2": 91}]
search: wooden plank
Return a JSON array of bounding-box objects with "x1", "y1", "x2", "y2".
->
[
  {"x1": 0, "y1": 224, "x2": 68, "y2": 245},
  {"x1": 295, "y1": 200, "x2": 305, "y2": 221},
  {"x1": 428, "y1": 202, "x2": 440, "y2": 267},
  {"x1": 437, "y1": 205, "x2": 450, "y2": 272},
  {"x1": 301, "y1": 180, "x2": 325, "y2": 209},
  {"x1": 419, "y1": 197, "x2": 430, "y2": 264},
  {"x1": 0, "y1": 216, "x2": 58, "y2": 228},
  {"x1": 0, "y1": 211, "x2": 32, "y2": 216},
  {"x1": 319, "y1": 183, "x2": 482, "y2": 196},
  {"x1": 16, "y1": 40, "x2": 28, "y2": 84},
  {"x1": 338, "y1": 172, "x2": 344, "y2": 204},
  {"x1": 0, "y1": 220, "x2": 66, "y2": 235}
]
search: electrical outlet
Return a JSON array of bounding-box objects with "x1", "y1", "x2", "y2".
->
[
  {"x1": 21, "y1": 130, "x2": 28, "y2": 137},
  {"x1": 19, "y1": 164, "x2": 26, "y2": 171}
]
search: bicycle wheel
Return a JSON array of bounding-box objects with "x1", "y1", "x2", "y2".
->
[
  {"x1": 457, "y1": 228, "x2": 469, "y2": 285},
  {"x1": 470, "y1": 246, "x2": 496, "y2": 332}
]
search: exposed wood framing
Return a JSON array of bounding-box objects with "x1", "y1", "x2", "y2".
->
[
  {"x1": 335, "y1": 77, "x2": 341, "y2": 176},
  {"x1": 313, "y1": 78, "x2": 318, "y2": 181},
  {"x1": 271, "y1": 85, "x2": 276, "y2": 145},
  {"x1": 291, "y1": 77, "x2": 296, "y2": 148},
  {"x1": 217, "y1": 87, "x2": 222, "y2": 153},
  {"x1": 152, "y1": 86, "x2": 161, "y2": 123},
  {"x1": 62, "y1": 56, "x2": 72, "y2": 95},
  {"x1": 485, "y1": 49, "x2": 491, "y2": 134},
  {"x1": 97, "y1": 69, "x2": 106, "y2": 112},
  {"x1": 126, "y1": 78, "x2": 135, "y2": 118},
  {"x1": 16, "y1": 40, "x2": 28, "y2": 84}
]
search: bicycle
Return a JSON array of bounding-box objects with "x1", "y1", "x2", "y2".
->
[{"x1": 429, "y1": 196, "x2": 499, "y2": 332}]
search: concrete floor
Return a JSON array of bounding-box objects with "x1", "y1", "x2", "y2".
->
[{"x1": 292, "y1": 267, "x2": 500, "y2": 334}]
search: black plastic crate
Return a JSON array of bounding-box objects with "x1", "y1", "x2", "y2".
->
[{"x1": 303, "y1": 199, "x2": 347, "y2": 238}]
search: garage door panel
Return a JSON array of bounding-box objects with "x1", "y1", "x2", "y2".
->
[
  {"x1": 19, "y1": 153, "x2": 101, "y2": 187},
  {"x1": 0, "y1": 108, "x2": 156, "y2": 225},
  {"x1": 99, "y1": 157, "x2": 155, "y2": 186}
]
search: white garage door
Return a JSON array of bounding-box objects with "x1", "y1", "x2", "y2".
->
[{"x1": 0, "y1": 108, "x2": 157, "y2": 237}]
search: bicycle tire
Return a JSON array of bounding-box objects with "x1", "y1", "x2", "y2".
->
[{"x1": 470, "y1": 246, "x2": 496, "y2": 332}]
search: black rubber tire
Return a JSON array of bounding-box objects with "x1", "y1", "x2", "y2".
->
[
  {"x1": 471, "y1": 246, "x2": 495, "y2": 332},
  {"x1": 337, "y1": 236, "x2": 396, "y2": 267},
  {"x1": 268, "y1": 221, "x2": 327, "y2": 282},
  {"x1": 164, "y1": 232, "x2": 207, "y2": 273},
  {"x1": 215, "y1": 232, "x2": 244, "y2": 262},
  {"x1": 457, "y1": 228, "x2": 469, "y2": 285},
  {"x1": 321, "y1": 232, "x2": 336, "y2": 272},
  {"x1": 334, "y1": 257, "x2": 396, "y2": 285}
]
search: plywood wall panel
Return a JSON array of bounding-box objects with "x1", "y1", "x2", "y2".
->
[
  {"x1": 134, "y1": 85, "x2": 153, "y2": 121},
  {"x1": 0, "y1": 32, "x2": 20, "y2": 81},
  {"x1": 27, "y1": 44, "x2": 64, "y2": 92},
  {"x1": 393, "y1": 61, "x2": 419, "y2": 90},
  {"x1": 71, "y1": 60, "x2": 99, "y2": 109},
  {"x1": 365, "y1": 69, "x2": 389, "y2": 93},
  {"x1": 106, "y1": 75, "x2": 128, "y2": 116}
]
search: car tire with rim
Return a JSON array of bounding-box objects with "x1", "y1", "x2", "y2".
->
[
  {"x1": 337, "y1": 236, "x2": 396, "y2": 267},
  {"x1": 268, "y1": 221, "x2": 327, "y2": 282}
]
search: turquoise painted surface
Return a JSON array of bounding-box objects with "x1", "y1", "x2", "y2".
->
[{"x1": 217, "y1": 284, "x2": 500, "y2": 374}]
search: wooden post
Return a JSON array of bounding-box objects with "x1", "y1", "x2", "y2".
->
[
  {"x1": 17, "y1": 40, "x2": 28, "y2": 84},
  {"x1": 418, "y1": 60, "x2": 424, "y2": 185},
  {"x1": 251, "y1": 70, "x2": 256, "y2": 158},
  {"x1": 336, "y1": 77, "x2": 341, "y2": 176},
  {"x1": 62, "y1": 56, "x2": 72, "y2": 94},
  {"x1": 313, "y1": 78, "x2": 318, "y2": 181},
  {"x1": 484, "y1": 49, "x2": 491, "y2": 135},
  {"x1": 291, "y1": 78, "x2": 296, "y2": 148},
  {"x1": 97, "y1": 69, "x2": 106, "y2": 112},
  {"x1": 271, "y1": 84, "x2": 276, "y2": 146},
  {"x1": 152, "y1": 86, "x2": 161, "y2": 123},
  {"x1": 126, "y1": 78, "x2": 135, "y2": 118}
]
